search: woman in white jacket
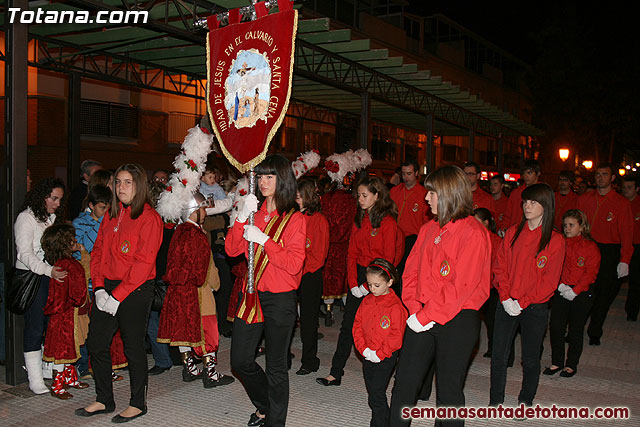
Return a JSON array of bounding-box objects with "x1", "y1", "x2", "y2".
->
[{"x1": 14, "y1": 177, "x2": 68, "y2": 394}]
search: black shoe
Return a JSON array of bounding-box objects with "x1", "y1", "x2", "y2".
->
[
  {"x1": 296, "y1": 367, "x2": 317, "y2": 375},
  {"x1": 317, "y1": 332, "x2": 325, "y2": 340},
  {"x1": 148, "y1": 365, "x2": 170, "y2": 375},
  {"x1": 75, "y1": 402, "x2": 116, "y2": 417},
  {"x1": 203, "y1": 372, "x2": 235, "y2": 388},
  {"x1": 559, "y1": 368, "x2": 577, "y2": 378},
  {"x1": 627, "y1": 314, "x2": 638, "y2": 322},
  {"x1": 589, "y1": 337, "x2": 601, "y2": 346},
  {"x1": 111, "y1": 408, "x2": 147, "y2": 423},
  {"x1": 483, "y1": 351, "x2": 491, "y2": 358},
  {"x1": 542, "y1": 366, "x2": 562, "y2": 375},
  {"x1": 248, "y1": 411, "x2": 266, "y2": 426},
  {"x1": 316, "y1": 377, "x2": 341, "y2": 386}
]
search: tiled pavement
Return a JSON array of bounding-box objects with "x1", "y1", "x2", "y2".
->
[{"x1": 1, "y1": 285, "x2": 639, "y2": 426}]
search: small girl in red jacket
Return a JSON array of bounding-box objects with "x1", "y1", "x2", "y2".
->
[
  {"x1": 41, "y1": 224, "x2": 90, "y2": 399},
  {"x1": 545, "y1": 209, "x2": 600, "y2": 378},
  {"x1": 353, "y1": 258, "x2": 407, "y2": 427}
]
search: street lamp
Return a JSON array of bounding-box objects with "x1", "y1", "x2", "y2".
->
[
  {"x1": 582, "y1": 160, "x2": 593, "y2": 170},
  {"x1": 558, "y1": 148, "x2": 569, "y2": 161},
  {"x1": 619, "y1": 168, "x2": 626, "y2": 176}
]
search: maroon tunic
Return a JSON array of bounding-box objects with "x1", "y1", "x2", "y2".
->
[
  {"x1": 158, "y1": 222, "x2": 211, "y2": 347},
  {"x1": 321, "y1": 189, "x2": 357, "y2": 299},
  {"x1": 43, "y1": 258, "x2": 88, "y2": 364}
]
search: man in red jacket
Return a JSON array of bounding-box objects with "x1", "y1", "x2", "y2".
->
[
  {"x1": 464, "y1": 161, "x2": 495, "y2": 218},
  {"x1": 554, "y1": 170, "x2": 578, "y2": 231},
  {"x1": 577, "y1": 163, "x2": 634, "y2": 345},
  {"x1": 389, "y1": 159, "x2": 430, "y2": 297},
  {"x1": 622, "y1": 175, "x2": 640, "y2": 321},
  {"x1": 504, "y1": 160, "x2": 541, "y2": 228},
  {"x1": 490, "y1": 174, "x2": 509, "y2": 233}
]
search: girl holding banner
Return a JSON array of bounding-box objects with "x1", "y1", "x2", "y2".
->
[{"x1": 225, "y1": 154, "x2": 306, "y2": 427}]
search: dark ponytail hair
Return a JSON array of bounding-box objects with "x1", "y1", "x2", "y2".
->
[
  {"x1": 366, "y1": 258, "x2": 400, "y2": 286},
  {"x1": 474, "y1": 207, "x2": 496, "y2": 234},
  {"x1": 511, "y1": 183, "x2": 555, "y2": 255}
]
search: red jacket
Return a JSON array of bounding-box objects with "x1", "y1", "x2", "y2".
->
[
  {"x1": 91, "y1": 203, "x2": 163, "y2": 302},
  {"x1": 390, "y1": 184, "x2": 431, "y2": 236},
  {"x1": 554, "y1": 191, "x2": 578, "y2": 231},
  {"x1": 576, "y1": 189, "x2": 634, "y2": 263},
  {"x1": 402, "y1": 215, "x2": 491, "y2": 326},
  {"x1": 629, "y1": 196, "x2": 640, "y2": 245},
  {"x1": 504, "y1": 185, "x2": 526, "y2": 227},
  {"x1": 494, "y1": 225, "x2": 565, "y2": 308},
  {"x1": 472, "y1": 187, "x2": 496, "y2": 219},
  {"x1": 561, "y1": 235, "x2": 601, "y2": 295},
  {"x1": 493, "y1": 194, "x2": 509, "y2": 232},
  {"x1": 302, "y1": 212, "x2": 330, "y2": 275},
  {"x1": 353, "y1": 291, "x2": 407, "y2": 360},
  {"x1": 347, "y1": 214, "x2": 398, "y2": 289},
  {"x1": 489, "y1": 232, "x2": 502, "y2": 287},
  {"x1": 225, "y1": 203, "x2": 306, "y2": 293}
]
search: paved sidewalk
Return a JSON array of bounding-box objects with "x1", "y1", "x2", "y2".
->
[{"x1": 1, "y1": 285, "x2": 638, "y2": 426}]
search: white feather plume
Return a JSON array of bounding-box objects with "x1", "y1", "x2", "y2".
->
[{"x1": 291, "y1": 149, "x2": 321, "y2": 179}]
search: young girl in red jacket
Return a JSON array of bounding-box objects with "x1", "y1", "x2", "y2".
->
[
  {"x1": 41, "y1": 224, "x2": 90, "y2": 399},
  {"x1": 389, "y1": 166, "x2": 491, "y2": 427},
  {"x1": 353, "y1": 258, "x2": 407, "y2": 427},
  {"x1": 295, "y1": 178, "x2": 330, "y2": 375},
  {"x1": 317, "y1": 176, "x2": 398, "y2": 387},
  {"x1": 490, "y1": 183, "x2": 565, "y2": 407},
  {"x1": 545, "y1": 209, "x2": 600, "y2": 378}
]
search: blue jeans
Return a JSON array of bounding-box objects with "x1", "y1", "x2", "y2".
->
[{"x1": 147, "y1": 310, "x2": 172, "y2": 368}]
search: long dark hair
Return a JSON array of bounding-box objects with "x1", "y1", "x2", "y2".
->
[
  {"x1": 511, "y1": 183, "x2": 555, "y2": 255},
  {"x1": 22, "y1": 177, "x2": 66, "y2": 223},
  {"x1": 110, "y1": 163, "x2": 151, "y2": 220},
  {"x1": 474, "y1": 207, "x2": 496, "y2": 234},
  {"x1": 367, "y1": 258, "x2": 400, "y2": 286},
  {"x1": 297, "y1": 178, "x2": 321, "y2": 215},
  {"x1": 41, "y1": 223, "x2": 76, "y2": 265},
  {"x1": 254, "y1": 154, "x2": 298, "y2": 213},
  {"x1": 355, "y1": 176, "x2": 397, "y2": 229}
]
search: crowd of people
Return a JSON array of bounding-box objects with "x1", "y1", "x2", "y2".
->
[{"x1": 9, "y1": 154, "x2": 639, "y2": 426}]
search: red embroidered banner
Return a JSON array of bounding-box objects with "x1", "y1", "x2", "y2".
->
[{"x1": 206, "y1": 7, "x2": 298, "y2": 173}]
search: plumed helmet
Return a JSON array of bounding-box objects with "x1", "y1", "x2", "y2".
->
[{"x1": 180, "y1": 191, "x2": 206, "y2": 223}]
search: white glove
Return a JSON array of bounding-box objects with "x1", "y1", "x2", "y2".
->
[
  {"x1": 94, "y1": 289, "x2": 109, "y2": 310},
  {"x1": 363, "y1": 347, "x2": 374, "y2": 360},
  {"x1": 243, "y1": 225, "x2": 269, "y2": 246},
  {"x1": 502, "y1": 298, "x2": 521, "y2": 316},
  {"x1": 358, "y1": 284, "x2": 370, "y2": 297},
  {"x1": 350, "y1": 286, "x2": 365, "y2": 298},
  {"x1": 424, "y1": 321, "x2": 436, "y2": 331},
  {"x1": 561, "y1": 288, "x2": 577, "y2": 301},
  {"x1": 558, "y1": 283, "x2": 571, "y2": 293},
  {"x1": 366, "y1": 350, "x2": 381, "y2": 363},
  {"x1": 617, "y1": 262, "x2": 629, "y2": 278},
  {"x1": 236, "y1": 194, "x2": 258, "y2": 223},
  {"x1": 513, "y1": 300, "x2": 523, "y2": 312},
  {"x1": 101, "y1": 296, "x2": 120, "y2": 316}
]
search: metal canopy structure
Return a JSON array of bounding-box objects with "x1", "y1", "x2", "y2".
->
[{"x1": 0, "y1": 0, "x2": 542, "y2": 139}]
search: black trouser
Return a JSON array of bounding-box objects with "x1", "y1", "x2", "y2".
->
[
  {"x1": 329, "y1": 265, "x2": 366, "y2": 379},
  {"x1": 588, "y1": 243, "x2": 621, "y2": 340},
  {"x1": 395, "y1": 234, "x2": 418, "y2": 298},
  {"x1": 364, "y1": 351, "x2": 398, "y2": 427},
  {"x1": 490, "y1": 302, "x2": 548, "y2": 406},
  {"x1": 298, "y1": 269, "x2": 323, "y2": 371},
  {"x1": 389, "y1": 310, "x2": 480, "y2": 427},
  {"x1": 86, "y1": 279, "x2": 154, "y2": 410},
  {"x1": 481, "y1": 288, "x2": 499, "y2": 352},
  {"x1": 23, "y1": 274, "x2": 49, "y2": 352},
  {"x1": 549, "y1": 291, "x2": 594, "y2": 370},
  {"x1": 214, "y1": 254, "x2": 234, "y2": 335},
  {"x1": 625, "y1": 244, "x2": 640, "y2": 319},
  {"x1": 231, "y1": 290, "x2": 297, "y2": 427}
]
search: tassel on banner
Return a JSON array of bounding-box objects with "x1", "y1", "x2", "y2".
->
[{"x1": 228, "y1": 8, "x2": 241, "y2": 24}]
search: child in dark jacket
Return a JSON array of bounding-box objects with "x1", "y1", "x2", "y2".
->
[{"x1": 353, "y1": 258, "x2": 407, "y2": 427}]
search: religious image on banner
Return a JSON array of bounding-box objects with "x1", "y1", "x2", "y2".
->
[{"x1": 225, "y1": 50, "x2": 271, "y2": 129}]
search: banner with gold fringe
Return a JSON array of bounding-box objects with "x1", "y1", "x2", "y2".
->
[{"x1": 206, "y1": 1, "x2": 298, "y2": 173}]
